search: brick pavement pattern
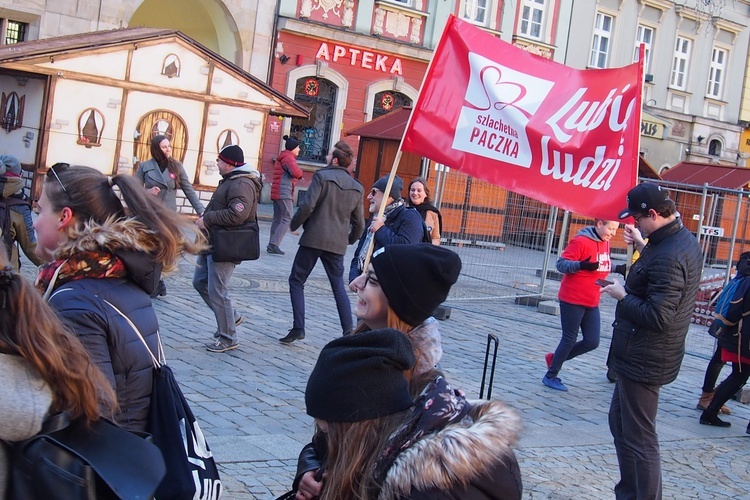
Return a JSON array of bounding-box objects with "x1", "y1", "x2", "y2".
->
[{"x1": 28, "y1": 210, "x2": 748, "y2": 499}]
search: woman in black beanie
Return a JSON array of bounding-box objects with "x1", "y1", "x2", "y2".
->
[
  {"x1": 294, "y1": 244, "x2": 463, "y2": 497},
  {"x1": 296, "y1": 329, "x2": 523, "y2": 500}
]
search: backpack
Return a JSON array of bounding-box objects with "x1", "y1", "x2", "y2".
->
[
  {"x1": 708, "y1": 276, "x2": 750, "y2": 337},
  {"x1": 0, "y1": 196, "x2": 30, "y2": 254}
]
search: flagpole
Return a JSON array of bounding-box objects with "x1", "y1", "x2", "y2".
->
[
  {"x1": 626, "y1": 43, "x2": 646, "y2": 275},
  {"x1": 359, "y1": 16, "x2": 456, "y2": 274}
]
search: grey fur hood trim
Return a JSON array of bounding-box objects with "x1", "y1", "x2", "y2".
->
[
  {"x1": 53, "y1": 216, "x2": 160, "y2": 258},
  {"x1": 378, "y1": 399, "x2": 521, "y2": 499}
]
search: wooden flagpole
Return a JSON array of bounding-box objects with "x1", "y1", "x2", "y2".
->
[
  {"x1": 358, "y1": 18, "x2": 453, "y2": 275},
  {"x1": 626, "y1": 43, "x2": 647, "y2": 275}
]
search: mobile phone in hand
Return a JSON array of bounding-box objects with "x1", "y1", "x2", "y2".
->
[{"x1": 595, "y1": 279, "x2": 613, "y2": 287}]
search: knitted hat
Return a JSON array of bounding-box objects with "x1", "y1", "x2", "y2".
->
[
  {"x1": 372, "y1": 244, "x2": 461, "y2": 326},
  {"x1": 305, "y1": 329, "x2": 415, "y2": 423},
  {"x1": 284, "y1": 135, "x2": 300, "y2": 151},
  {"x1": 0, "y1": 155, "x2": 21, "y2": 175},
  {"x1": 372, "y1": 174, "x2": 403, "y2": 201},
  {"x1": 218, "y1": 145, "x2": 245, "y2": 166},
  {"x1": 618, "y1": 182, "x2": 670, "y2": 219}
]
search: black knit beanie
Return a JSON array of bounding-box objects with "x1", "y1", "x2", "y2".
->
[
  {"x1": 305, "y1": 329, "x2": 415, "y2": 423},
  {"x1": 218, "y1": 145, "x2": 245, "y2": 166},
  {"x1": 372, "y1": 174, "x2": 403, "y2": 201},
  {"x1": 372, "y1": 244, "x2": 461, "y2": 326},
  {"x1": 284, "y1": 135, "x2": 300, "y2": 151}
]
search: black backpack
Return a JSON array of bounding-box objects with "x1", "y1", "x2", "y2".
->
[{"x1": 0, "y1": 196, "x2": 30, "y2": 254}]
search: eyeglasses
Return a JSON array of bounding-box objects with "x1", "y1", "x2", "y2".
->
[
  {"x1": 46, "y1": 163, "x2": 70, "y2": 194},
  {"x1": 632, "y1": 212, "x2": 651, "y2": 223},
  {"x1": 370, "y1": 189, "x2": 381, "y2": 197}
]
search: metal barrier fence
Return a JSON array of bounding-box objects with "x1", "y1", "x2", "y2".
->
[{"x1": 426, "y1": 166, "x2": 750, "y2": 359}]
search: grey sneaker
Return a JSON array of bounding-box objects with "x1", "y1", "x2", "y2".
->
[
  {"x1": 235, "y1": 315, "x2": 245, "y2": 327},
  {"x1": 206, "y1": 340, "x2": 239, "y2": 353}
]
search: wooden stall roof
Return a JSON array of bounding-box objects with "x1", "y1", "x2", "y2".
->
[
  {"x1": 660, "y1": 162, "x2": 750, "y2": 190},
  {"x1": 639, "y1": 155, "x2": 661, "y2": 179},
  {"x1": 0, "y1": 27, "x2": 309, "y2": 118},
  {"x1": 346, "y1": 107, "x2": 412, "y2": 140}
]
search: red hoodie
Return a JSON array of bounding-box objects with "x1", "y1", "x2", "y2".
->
[{"x1": 557, "y1": 226, "x2": 612, "y2": 308}]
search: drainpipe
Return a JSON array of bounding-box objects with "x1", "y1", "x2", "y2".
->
[{"x1": 266, "y1": 0, "x2": 282, "y2": 85}]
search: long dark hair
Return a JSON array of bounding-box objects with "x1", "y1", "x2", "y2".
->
[
  {"x1": 43, "y1": 163, "x2": 206, "y2": 269},
  {"x1": 0, "y1": 246, "x2": 116, "y2": 422},
  {"x1": 150, "y1": 135, "x2": 181, "y2": 188}
]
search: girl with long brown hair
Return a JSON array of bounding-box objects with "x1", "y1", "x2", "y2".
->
[
  {"x1": 33, "y1": 163, "x2": 205, "y2": 432},
  {"x1": 0, "y1": 245, "x2": 116, "y2": 496}
]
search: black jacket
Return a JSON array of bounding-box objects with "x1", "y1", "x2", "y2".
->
[
  {"x1": 718, "y1": 257, "x2": 750, "y2": 360},
  {"x1": 609, "y1": 218, "x2": 703, "y2": 385}
]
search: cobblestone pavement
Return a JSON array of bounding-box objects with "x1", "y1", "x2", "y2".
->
[{"x1": 24, "y1": 209, "x2": 750, "y2": 499}]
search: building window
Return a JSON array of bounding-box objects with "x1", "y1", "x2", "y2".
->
[
  {"x1": 460, "y1": 0, "x2": 489, "y2": 25},
  {"x1": 3, "y1": 20, "x2": 27, "y2": 45},
  {"x1": 372, "y1": 91, "x2": 412, "y2": 119},
  {"x1": 519, "y1": 0, "x2": 546, "y2": 40},
  {"x1": 708, "y1": 139, "x2": 722, "y2": 156},
  {"x1": 291, "y1": 77, "x2": 338, "y2": 163},
  {"x1": 633, "y1": 25, "x2": 654, "y2": 74},
  {"x1": 589, "y1": 12, "x2": 614, "y2": 68},
  {"x1": 706, "y1": 46, "x2": 727, "y2": 99},
  {"x1": 669, "y1": 36, "x2": 691, "y2": 90}
]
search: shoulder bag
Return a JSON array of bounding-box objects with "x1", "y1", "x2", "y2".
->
[
  {"x1": 104, "y1": 300, "x2": 223, "y2": 500},
  {"x1": 211, "y1": 218, "x2": 260, "y2": 263},
  {"x1": 8, "y1": 411, "x2": 166, "y2": 499}
]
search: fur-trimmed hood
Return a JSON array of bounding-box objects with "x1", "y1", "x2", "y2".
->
[
  {"x1": 53, "y1": 217, "x2": 163, "y2": 293},
  {"x1": 378, "y1": 399, "x2": 522, "y2": 499}
]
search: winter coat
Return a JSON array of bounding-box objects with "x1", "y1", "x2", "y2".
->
[
  {"x1": 202, "y1": 167, "x2": 261, "y2": 255},
  {"x1": 556, "y1": 226, "x2": 612, "y2": 308},
  {"x1": 718, "y1": 258, "x2": 750, "y2": 361},
  {"x1": 270, "y1": 149, "x2": 303, "y2": 201},
  {"x1": 378, "y1": 399, "x2": 522, "y2": 500},
  {"x1": 0, "y1": 354, "x2": 53, "y2": 498},
  {"x1": 290, "y1": 164, "x2": 364, "y2": 255},
  {"x1": 136, "y1": 158, "x2": 205, "y2": 214},
  {"x1": 349, "y1": 203, "x2": 424, "y2": 282},
  {"x1": 407, "y1": 317, "x2": 442, "y2": 375},
  {"x1": 609, "y1": 218, "x2": 703, "y2": 386},
  {"x1": 45, "y1": 219, "x2": 162, "y2": 432}
]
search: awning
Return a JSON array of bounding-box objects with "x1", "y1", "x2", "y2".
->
[
  {"x1": 346, "y1": 107, "x2": 411, "y2": 140},
  {"x1": 660, "y1": 161, "x2": 750, "y2": 189}
]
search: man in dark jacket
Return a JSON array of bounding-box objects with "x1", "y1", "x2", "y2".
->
[
  {"x1": 193, "y1": 145, "x2": 261, "y2": 353},
  {"x1": 280, "y1": 140, "x2": 365, "y2": 343},
  {"x1": 348, "y1": 174, "x2": 425, "y2": 283},
  {"x1": 601, "y1": 182, "x2": 702, "y2": 500}
]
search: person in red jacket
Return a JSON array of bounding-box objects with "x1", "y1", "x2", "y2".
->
[
  {"x1": 268, "y1": 135, "x2": 303, "y2": 255},
  {"x1": 543, "y1": 219, "x2": 619, "y2": 392}
]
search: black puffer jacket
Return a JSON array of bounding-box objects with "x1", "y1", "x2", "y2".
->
[
  {"x1": 610, "y1": 218, "x2": 703, "y2": 385},
  {"x1": 45, "y1": 219, "x2": 161, "y2": 432}
]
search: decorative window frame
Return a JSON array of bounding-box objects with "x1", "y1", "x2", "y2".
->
[
  {"x1": 517, "y1": 0, "x2": 552, "y2": 42},
  {"x1": 457, "y1": 0, "x2": 502, "y2": 31},
  {"x1": 77, "y1": 107, "x2": 104, "y2": 148},
  {"x1": 668, "y1": 34, "x2": 694, "y2": 92},
  {"x1": 161, "y1": 54, "x2": 181, "y2": 78},
  {"x1": 633, "y1": 22, "x2": 657, "y2": 75},
  {"x1": 284, "y1": 64, "x2": 349, "y2": 166},
  {"x1": 363, "y1": 78, "x2": 418, "y2": 122},
  {"x1": 706, "y1": 43, "x2": 730, "y2": 100},
  {"x1": 588, "y1": 10, "x2": 617, "y2": 69}
]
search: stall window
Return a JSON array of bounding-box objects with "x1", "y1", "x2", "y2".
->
[{"x1": 290, "y1": 77, "x2": 338, "y2": 163}]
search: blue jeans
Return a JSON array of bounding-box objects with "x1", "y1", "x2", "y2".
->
[
  {"x1": 547, "y1": 301, "x2": 600, "y2": 377},
  {"x1": 289, "y1": 245, "x2": 352, "y2": 334},
  {"x1": 193, "y1": 254, "x2": 238, "y2": 344},
  {"x1": 270, "y1": 199, "x2": 293, "y2": 247},
  {"x1": 609, "y1": 375, "x2": 662, "y2": 500}
]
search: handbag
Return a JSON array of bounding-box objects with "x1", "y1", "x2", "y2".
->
[
  {"x1": 8, "y1": 411, "x2": 166, "y2": 500},
  {"x1": 104, "y1": 300, "x2": 223, "y2": 500},
  {"x1": 211, "y1": 219, "x2": 260, "y2": 262}
]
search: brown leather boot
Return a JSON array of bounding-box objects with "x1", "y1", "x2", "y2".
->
[
  {"x1": 697, "y1": 391, "x2": 713, "y2": 410},
  {"x1": 697, "y1": 391, "x2": 732, "y2": 414}
]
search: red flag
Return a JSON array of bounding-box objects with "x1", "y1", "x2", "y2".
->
[{"x1": 402, "y1": 16, "x2": 643, "y2": 221}]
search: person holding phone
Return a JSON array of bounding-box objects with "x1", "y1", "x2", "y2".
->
[{"x1": 542, "y1": 219, "x2": 619, "y2": 392}]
